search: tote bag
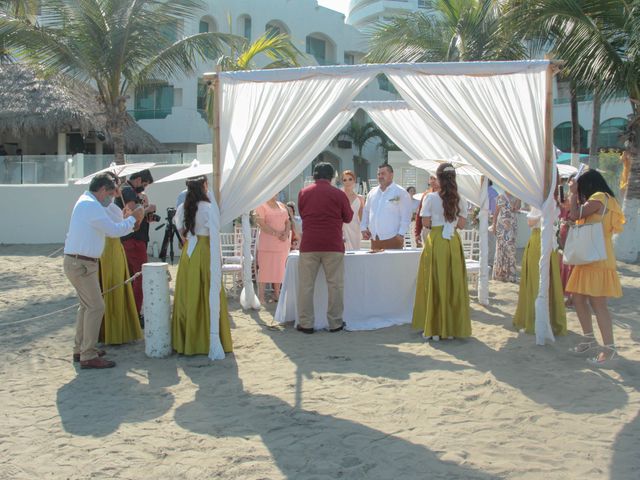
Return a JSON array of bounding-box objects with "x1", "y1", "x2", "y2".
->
[{"x1": 563, "y1": 195, "x2": 608, "y2": 266}]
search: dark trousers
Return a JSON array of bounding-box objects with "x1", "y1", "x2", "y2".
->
[{"x1": 122, "y1": 239, "x2": 147, "y2": 314}]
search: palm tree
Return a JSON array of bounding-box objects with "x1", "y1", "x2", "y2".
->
[
  {"x1": 508, "y1": 0, "x2": 640, "y2": 261},
  {"x1": 0, "y1": 0, "x2": 241, "y2": 163},
  {"x1": 338, "y1": 118, "x2": 387, "y2": 180},
  {"x1": 365, "y1": 0, "x2": 526, "y2": 63},
  {"x1": 204, "y1": 30, "x2": 302, "y2": 124}
]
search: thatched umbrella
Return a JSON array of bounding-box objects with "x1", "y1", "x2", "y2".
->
[{"x1": 0, "y1": 64, "x2": 167, "y2": 153}]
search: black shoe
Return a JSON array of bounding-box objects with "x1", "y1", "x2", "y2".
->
[
  {"x1": 296, "y1": 325, "x2": 314, "y2": 334},
  {"x1": 329, "y1": 324, "x2": 344, "y2": 333},
  {"x1": 139, "y1": 314, "x2": 145, "y2": 329}
]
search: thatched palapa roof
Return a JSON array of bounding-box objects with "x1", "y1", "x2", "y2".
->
[{"x1": 0, "y1": 64, "x2": 167, "y2": 153}]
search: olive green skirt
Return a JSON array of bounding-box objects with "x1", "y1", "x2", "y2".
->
[
  {"x1": 172, "y1": 235, "x2": 233, "y2": 355},
  {"x1": 412, "y1": 226, "x2": 471, "y2": 338},
  {"x1": 100, "y1": 237, "x2": 143, "y2": 345},
  {"x1": 513, "y1": 228, "x2": 567, "y2": 335}
]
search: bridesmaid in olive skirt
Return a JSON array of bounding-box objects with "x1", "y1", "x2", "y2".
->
[{"x1": 412, "y1": 163, "x2": 471, "y2": 339}]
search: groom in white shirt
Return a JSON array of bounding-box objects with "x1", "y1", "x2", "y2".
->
[{"x1": 361, "y1": 164, "x2": 413, "y2": 250}]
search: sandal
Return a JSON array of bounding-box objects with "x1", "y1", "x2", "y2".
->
[
  {"x1": 569, "y1": 332, "x2": 597, "y2": 355},
  {"x1": 587, "y1": 344, "x2": 618, "y2": 367}
]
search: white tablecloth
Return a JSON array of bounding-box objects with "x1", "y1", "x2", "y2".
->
[{"x1": 274, "y1": 249, "x2": 422, "y2": 331}]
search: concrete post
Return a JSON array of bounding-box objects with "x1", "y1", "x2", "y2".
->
[
  {"x1": 142, "y1": 262, "x2": 172, "y2": 358},
  {"x1": 57, "y1": 132, "x2": 66, "y2": 157}
]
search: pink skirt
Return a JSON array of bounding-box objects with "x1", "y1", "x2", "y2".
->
[{"x1": 257, "y1": 249, "x2": 289, "y2": 283}]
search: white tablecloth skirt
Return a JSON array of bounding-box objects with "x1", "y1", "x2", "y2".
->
[{"x1": 274, "y1": 249, "x2": 422, "y2": 331}]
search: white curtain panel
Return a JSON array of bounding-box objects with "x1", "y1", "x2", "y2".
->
[
  {"x1": 385, "y1": 68, "x2": 547, "y2": 206},
  {"x1": 217, "y1": 72, "x2": 373, "y2": 225},
  {"x1": 386, "y1": 65, "x2": 555, "y2": 344}
]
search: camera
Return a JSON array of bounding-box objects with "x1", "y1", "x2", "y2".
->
[
  {"x1": 147, "y1": 213, "x2": 161, "y2": 222},
  {"x1": 166, "y1": 207, "x2": 176, "y2": 220}
]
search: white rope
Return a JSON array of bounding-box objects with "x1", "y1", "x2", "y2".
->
[
  {"x1": 0, "y1": 272, "x2": 142, "y2": 328},
  {"x1": 47, "y1": 246, "x2": 64, "y2": 258}
]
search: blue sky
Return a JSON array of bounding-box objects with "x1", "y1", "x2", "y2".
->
[{"x1": 317, "y1": 0, "x2": 349, "y2": 15}]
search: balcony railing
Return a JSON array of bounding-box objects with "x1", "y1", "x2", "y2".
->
[
  {"x1": 127, "y1": 108, "x2": 172, "y2": 120},
  {"x1": 0, "y1": 153, "x2": 190, "y2": 185}
]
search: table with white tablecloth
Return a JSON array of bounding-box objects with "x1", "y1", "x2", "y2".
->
[{"x1": 274, "y1": 249, "x2": 422, "y2": 331}]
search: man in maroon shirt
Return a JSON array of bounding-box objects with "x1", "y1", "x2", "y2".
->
[{"x1": 297, "y1": 162, "x2": 353, "y2": 333}]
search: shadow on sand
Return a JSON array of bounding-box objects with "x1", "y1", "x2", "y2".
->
[{"x1": 174, "y1": 358, "x2": 500, "y2": 480}]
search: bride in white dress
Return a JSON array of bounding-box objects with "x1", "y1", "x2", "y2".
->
[{"x1": 341, "y1": 170, "x2": 364, "y2": 250}]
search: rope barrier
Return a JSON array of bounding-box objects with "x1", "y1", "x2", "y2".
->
[
  {"x1": 0, "y1": 272, "x2": 142, "y2": 328},
  {"x1": 47, "y1": 246, "x2": 64, "y2": 258}
]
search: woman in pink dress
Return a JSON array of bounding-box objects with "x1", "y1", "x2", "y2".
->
[{"x1": 255, "y1": 196, "x2": 291, "y2": 304}]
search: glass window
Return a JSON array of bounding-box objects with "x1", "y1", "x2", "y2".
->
[
  {"x1": 197, "y1": 79, "x2": 208, "y2": 119},
  {"x1": 418, "y1": 0, "x2": 428, "y2": 7},
  {"x1": 306, "y1": 36, "x2": 326, "y2": 65},
  {"x1": 344, "y1": 53, "x2": 355, "y2": 65},
  {"x1": 133, "y1": 84, "x2": 174, "y2": 120},
  {"x1": 266, "y1": 23, "x2": 281, "y2": 38},
  {"x1": 553, "y1": 121, "x2": 587, "y2": 152},
  {"x1": 244, "y1": 17, "x2": 252, "y2": 41},
  {"x1": 597, "y1": 118, "x2": 628, "y2": 150},
  {"x1": 199, "y1": 20, "x2": 209, "y2": 33}
]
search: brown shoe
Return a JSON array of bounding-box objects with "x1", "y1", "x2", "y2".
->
[
  {"x1": 79, "y1": 357, "x2": 115, "y2": 369},
  {"x1": 73, "y1": 349, "x2": 106, "y2": 362}
]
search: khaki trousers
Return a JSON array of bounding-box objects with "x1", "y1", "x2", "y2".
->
[
  {"x1": 63, "y1": 255, "x2": 104, "y2": 361},
  {"x1": 297, "y1": 252, "x2": 344, "y2": 330},
  {"x1": 371, "y1": 235, "x2": 404, "y2": 250}
]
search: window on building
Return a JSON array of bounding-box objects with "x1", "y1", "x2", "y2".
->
[
  {"x1": 197, "y1": 79, "x2": 208, "y2": 119},
  {"x1": 266, "y1": 22, "x2": 281, "y2": 38},
  {"x1": 376, "y1": 73, "x2": 398, "y2": 94},
  {"x1": 133, "y1": 83, "x2": 174, "y2": 120},
  {"x1": 199, "y1": 20, "x2": 210, "y2": 33},
  {"x1": 344, "y1": 52, "x2": 355, "y2": 65},
  {"x1": 597, "y1": 118, "x2": 628, "y2": 150},
  {"x1": 306, "y1": 36, "x2": 327, "y2": 65},
  {"x1": 243, "y1": 16, "x2": 252, "y2": 41},
  {"x1": 417, "y1": 0, "x2": 428, "y2": 7},
  {"x1": 553, "y1": 121, "x2": 588, "y2": 152}
]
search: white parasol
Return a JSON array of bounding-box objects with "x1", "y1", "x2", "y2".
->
[
  {"x1": 74, "y1": 162, "x2": 155, "y2": 184},
  {"x1": 154, "y1": 159, "x2": 212, "y2": 183}
]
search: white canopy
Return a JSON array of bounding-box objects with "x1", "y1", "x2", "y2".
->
[
  {"x1": 204, "y1": 61, "x2": 557, "y2": 359},
  {"x1": 74, "y1": 162, "x2": 155, "y2": 184}
]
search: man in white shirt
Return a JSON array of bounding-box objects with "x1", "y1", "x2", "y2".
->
[
  {"x1": 361, "y1": 164, "x2": 413, "y2": 249},
  {"x1": 63, "y1": 173, "x2": 144, "y2": 369}
]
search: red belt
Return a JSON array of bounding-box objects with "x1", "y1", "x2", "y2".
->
[{"x1": 66, "y1": 253, "x2": 98, "y2": 263}]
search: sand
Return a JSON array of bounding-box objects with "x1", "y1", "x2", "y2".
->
[{"x1": 0, "y1": 244, "x2": 639, "y2": 479}]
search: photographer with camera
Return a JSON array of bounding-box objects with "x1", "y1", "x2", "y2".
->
[{"x1": 115, "y1": 169, "x2": 157, "y2": 326}]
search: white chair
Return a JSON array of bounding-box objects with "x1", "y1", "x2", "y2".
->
[
  {"x1": 460, "y1": 229, "x2": 480, "y2": 288},
  {"x1": 220, "y1": 232, "x2": 243, "y2": 296}
]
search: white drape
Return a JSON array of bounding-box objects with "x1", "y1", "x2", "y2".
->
[
  {"x1": 207, "y1": 61, "x2": 556, "y2": 356},
  {"x1": 386, "y1": 66, "x2": 554, "y2": 344},
  {"x1": 208, "y1": 71, "x2": 372, "y2": 359}
]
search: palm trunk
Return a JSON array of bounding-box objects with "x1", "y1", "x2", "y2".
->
[
  {"x1": 107, "y1": 96, "x2": 127, "y2": 165},
  {"x1": 589, "y1": 88, "x2": 601, "y2": 169},
  {"x1": 570, "y1": 79, "x2": 581, "y2": 166},
  {"x1": 614, "y1": 106, "x2": 640, "y2": 262}
]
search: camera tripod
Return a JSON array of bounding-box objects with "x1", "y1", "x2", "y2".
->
[{"x1": 156, "y1": 207, "x2": 183, "y2": 264}]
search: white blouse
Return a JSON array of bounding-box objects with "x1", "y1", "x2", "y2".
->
[
  {"x1": 174, "y1": 200, "x2": 211, "y2": 236},
  {"x1": 420, "y1": 192, "x2": 468, "y2": 226}
]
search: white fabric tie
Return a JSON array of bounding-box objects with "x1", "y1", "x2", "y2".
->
[
  {"x1": 186, "y1": 232, "x2": 198, "y2": 258},
  {"x1": 442, "y1": 221, "x2": 456, "y2": 240}
]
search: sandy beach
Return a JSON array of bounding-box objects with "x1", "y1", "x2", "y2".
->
[{"x1": 0, "y1": 244, "x2": 638, "y2": 479}]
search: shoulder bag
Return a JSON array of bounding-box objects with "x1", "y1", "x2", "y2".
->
[{"x1": 563, "y1": 195, "x2": 608, "y2": 266}]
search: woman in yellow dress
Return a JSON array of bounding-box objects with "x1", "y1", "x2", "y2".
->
[
  {"x1": 412, "y1": 163, "x2": 471, "y2": 340},
  {"x1": 99, "y1": 174, "x2": 143, "y2": 344},
  {"x1": 513, "y1": 203, "x2": 567, "y2": 337},
  {"x1": 172, "y1": 176, "x2": 233, "y2": 356},
  {"x1": 566, "y1": 170, "x2": 624, "y2": 366}
]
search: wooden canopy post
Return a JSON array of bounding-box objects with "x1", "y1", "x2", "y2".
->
[
  {"x1": 543, "y1": 63, "x2": 556, "y2": 199},
  {"x1": 210, "y1": 65, "x2": 223, "y2": 205}
]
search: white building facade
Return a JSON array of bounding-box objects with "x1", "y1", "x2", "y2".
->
[{"x1": 129, "y1": 0, "x2": 398, "y2": 186}]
